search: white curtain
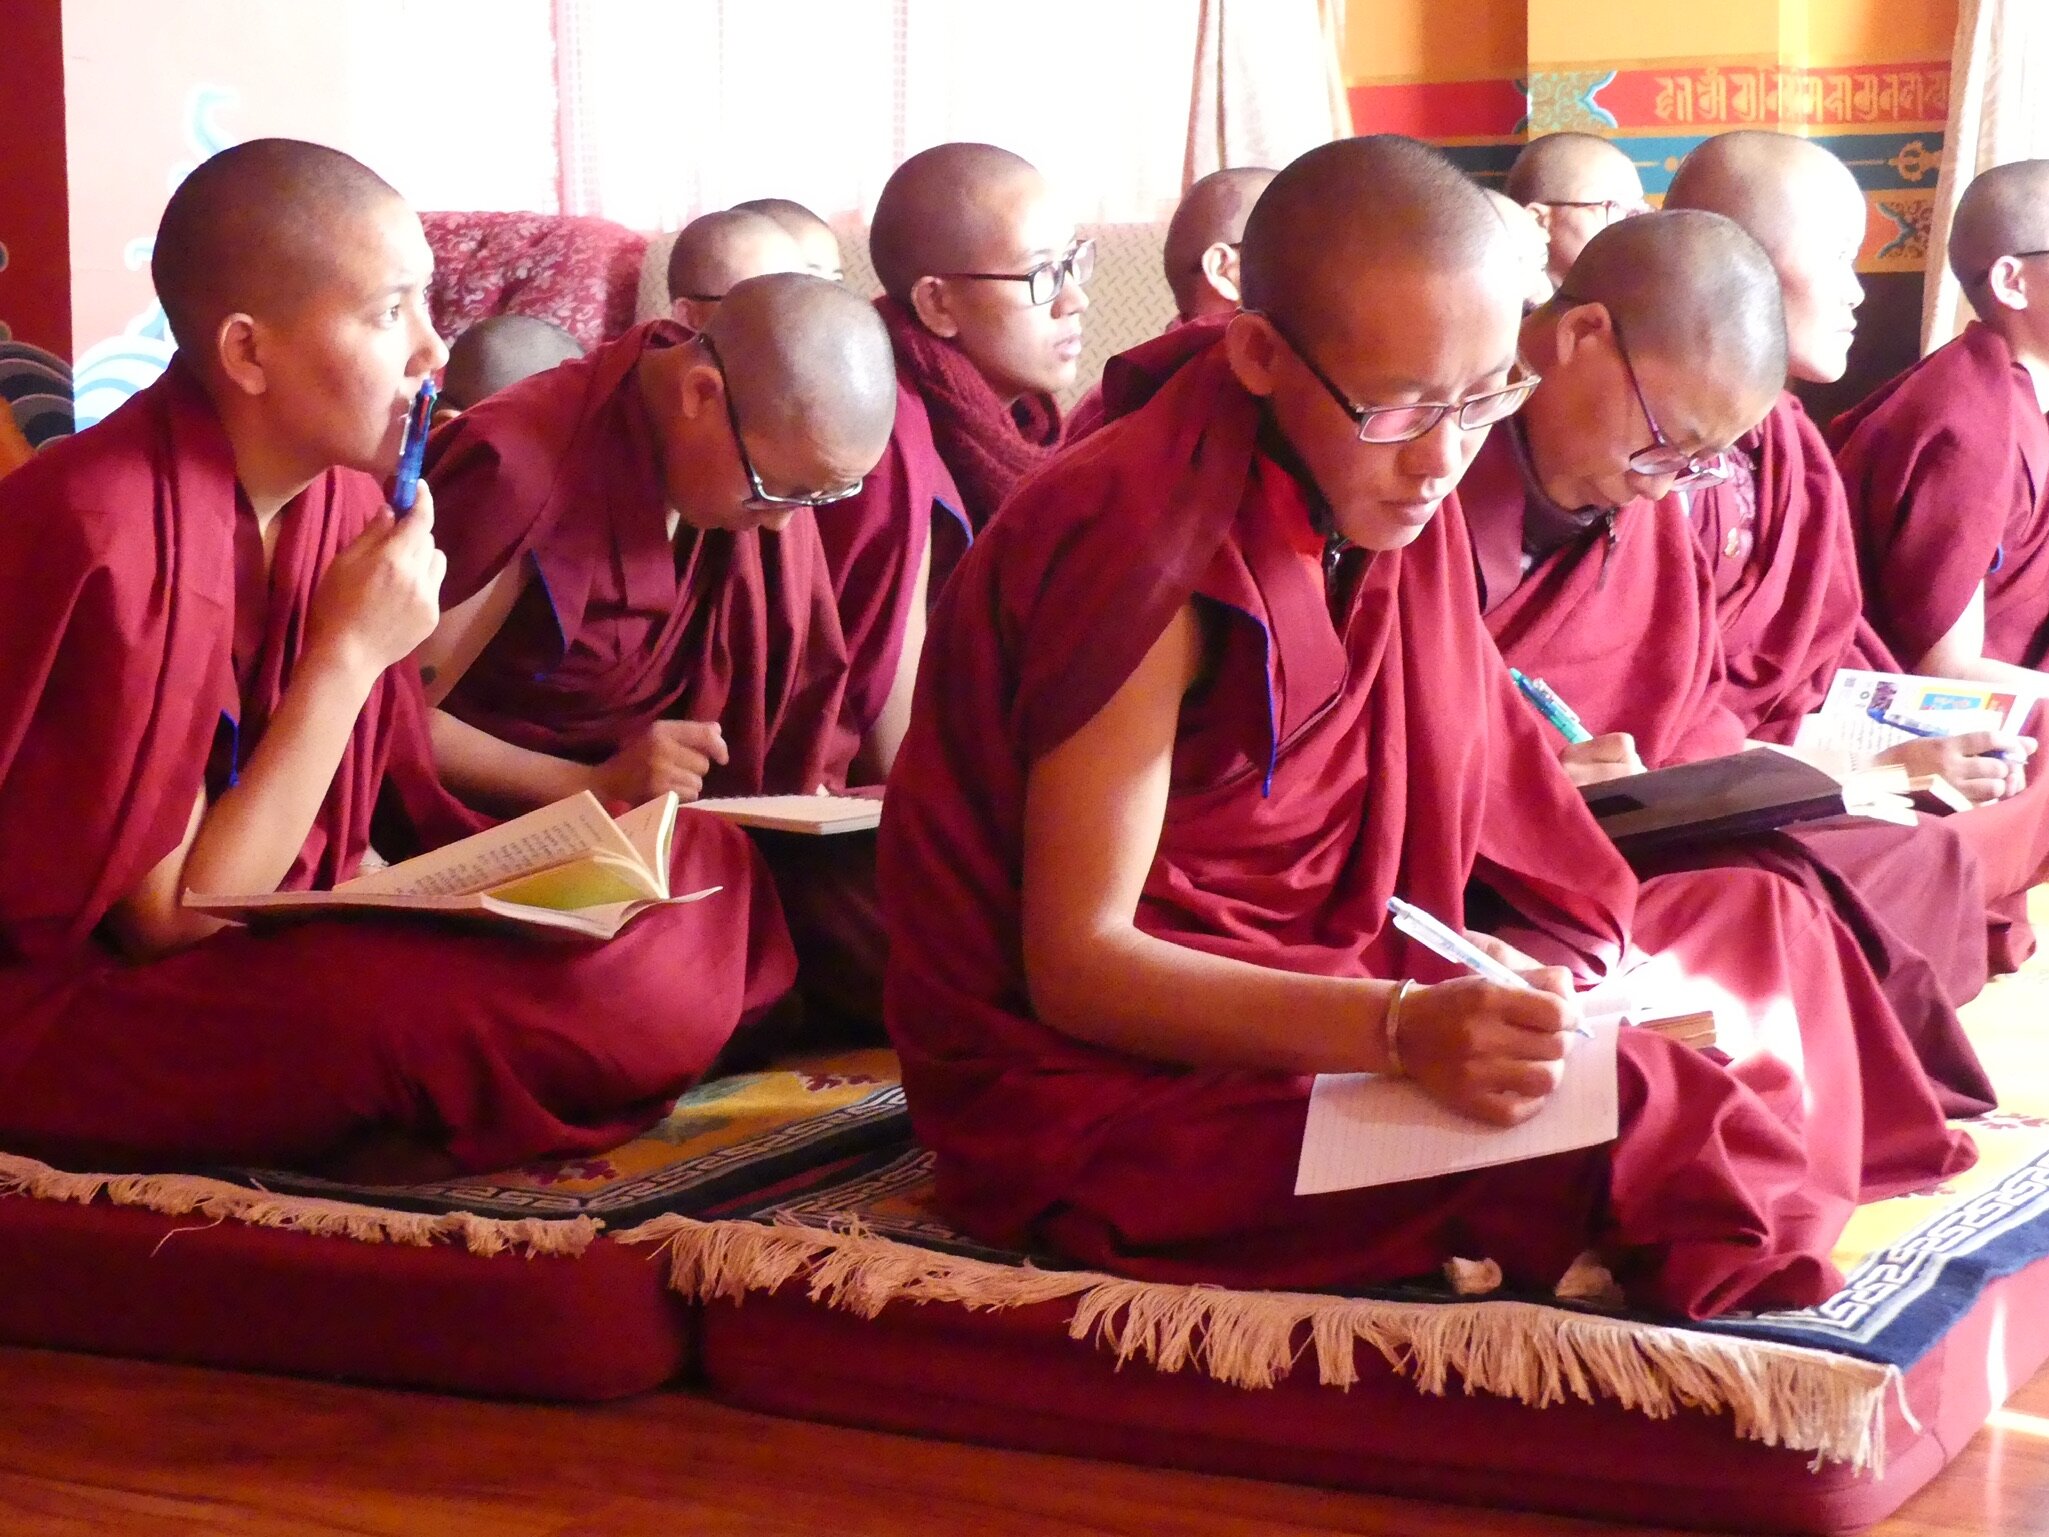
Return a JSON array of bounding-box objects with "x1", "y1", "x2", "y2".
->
[
  {"x1": 1922, "y1": 0, "x2": 2049, "y2": 350},
  {"x1": 554, "y1": 0, "x2": 1348, "y2": 232}
]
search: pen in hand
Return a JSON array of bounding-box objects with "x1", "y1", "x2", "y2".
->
[{"x1": 1386, "y1": 896, "x2": 1594, "y2": 1037}]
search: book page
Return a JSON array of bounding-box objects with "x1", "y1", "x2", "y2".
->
[
  {"x1": 612, "y1": 793, "x2": 678, "y2": 894},
  {"x1": 340, "y1": 791, "x2": 635, "y2": 898},
  {"x1": 1800, "y1": 668, "x2": 2033, "y2": 757},
  {"x1": 1294, "y1": 1015, "x2": 1620, "y2": 1196}
]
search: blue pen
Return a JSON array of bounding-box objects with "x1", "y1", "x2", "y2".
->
[
  {"x1": 1511, "y1": 668, "x2": 1594, "y2": 745},
  {"x1": 390, "y1": 379, "x2": 437, "y2": 514},
  {"x1": 1387, "y1": 897, "x2": 1594, "y2": 1036},
  {"x1": 1867, "y1": 705, "x2": 2020, "y2": 764}
]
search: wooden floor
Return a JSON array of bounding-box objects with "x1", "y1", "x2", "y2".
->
[{"x1": 1, "y1": 1347, "x2": 2046, "y2": 1536}]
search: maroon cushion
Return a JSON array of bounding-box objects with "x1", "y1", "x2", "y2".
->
[
  {"x1": 696, "y1": 1254, "x2": 2049, "y2": 1534},
  {"x1": 0, "y1": 1194, "x2": 688, "y2": 1400},
  {"x1": 422, "y1": 211, "x2": 649, "y2": 351}
]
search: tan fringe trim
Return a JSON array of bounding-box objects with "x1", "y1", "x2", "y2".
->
[
  {"x1": 620, "y1": 1212, "x2": 1898, "y2": 1474},
  {"x1": 0, "y1": 1151, "x2": 598, "y2": 1259}
]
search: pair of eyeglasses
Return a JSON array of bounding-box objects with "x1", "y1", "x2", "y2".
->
[
  {"x1": 1537, "y1": 198, "x2": 1643, "y2": 221},
  {"x1": 699, "y1": 334, "x2": 865, "y2": 512},
  {"x1": 939, "y1": 238, "x2": 1095, "y2": 307},
  {"x1": 1970, "y1": 249, "x2": 2049, "y2": 289},
  {"x1": 1251, "y1": 309, "x2": 1541, "y2": 444},
  {"x1": 1564, "y1": 299, "x2": 1731, "y2": 489}
]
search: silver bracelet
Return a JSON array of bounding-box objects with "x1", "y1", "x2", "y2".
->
[{"x1": 1384, "y1": 978, "x2": 1414, "y2": 1078}]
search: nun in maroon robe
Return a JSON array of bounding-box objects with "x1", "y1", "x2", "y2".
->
[
  {"x1": 0, "y1": 360, "x2": 795, "y2": 1176},
  {"x1": 426, "y1": 318, "x2": 883, "y2": 1028},
  {"x1": 1703, "y1": 388, "x2": 2047, "y2": 971},
  {"x1": 881, "y1": 331, "x2": 1972, "y2": 1321},
  {"x1": 1830, "y1": 321, "x2": 2049, "y2": 672},
  {"x1": 1461, "y1": 424, "x2": 1997, "y2": 1115}
]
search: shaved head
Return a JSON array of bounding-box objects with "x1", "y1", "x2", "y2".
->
[
  {"x1": 1522, "y1": 210, "x2": 1785, "y2": 509},
  {"x1": 1666, "y1": 131, "x2": 1861, "y2": 263},
  {"x1": 441, "y1": 315, "x2": 583, "y2": 411},
  {"x1": 1506, "y1": 133, "x2": 1641, "y2": 206},
  {"x1": 1665, "y1": 131, "x2": 1868, "y2": 382},
  {"x1": 1242, "y1": 135, "x2": 1510, "y2": 339},
  {"x1": 732, "y1": 197, "x2": 843, "y2": 281},
  {"x1": 1163, "y1": 166, "x2": 1275, "y2": 319},
  {"x1": 703, "y1": 272, "x2": 897, "y2": 475},
  {"x1": 1950, "y1": 159, "x2": 2049, "y2": 296},
  {"x1": 666, "y1": 210, "x2": 803, "y2": 304},
  {"x1": 152, "y1": 137, "x2": 405, "y2": 359},
  {"x1": 1227, "y1": 136, "x2": 1527, "y2": 553},
  {"x1": 869, "y1": 143, "x2": 1043, "y2": 302},
  {"x1": 1558, "y1": 211, "x2": 1785, "y2": 419},
  {"x1": 1506, "y1": 134, "x2": 1647, "y2": 285}
]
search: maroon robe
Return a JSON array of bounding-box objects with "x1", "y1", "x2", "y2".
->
[
  {"x1": 881, "y1": 335, "x2": 1971, "y2": 1321},
  {"x1": 426, "y1": 320, "x2": 880, "y2": 1029},
  {"x1": 1830, "y1": 321, "x2": 2049, "y2": 671},
  {"x1": 0, "y1": 360, "x2": 795, "y2": 1175},
  {"x1": 1690, "y1": 393, "x2": 1898, "y2": 742},
  {"x1": 813, "y1": 378, "x2": 970, "y2": 747},
  {"x1": 1464, "y1": 425, "x2": 1995, "y2": 1115},
  {"x1": 1700, "y1": 390, "x2": 2045, "y2": 972}
]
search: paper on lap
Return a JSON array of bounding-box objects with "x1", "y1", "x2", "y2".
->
[
  {"x1": 1294, "y1": 1008, "x2": 1623, "y2": 1196},
  {"x1": 689, "y1": 792, "x2": 882, "y2": 834}
]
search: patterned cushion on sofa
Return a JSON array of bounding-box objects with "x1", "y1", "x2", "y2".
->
[{"x1": 424, "y1": 211, "x2": 650, "y2": 351}]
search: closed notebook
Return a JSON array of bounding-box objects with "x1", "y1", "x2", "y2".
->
[
  {"x1": 187, "y1": 791, "x2": 714, "y2": 940},
  {"x1": 1579, "y1": 746, "x2": 1884, "y2": 857},
  {"x1": 689, "y1": 792, "x2": 882, "y2": 834}
]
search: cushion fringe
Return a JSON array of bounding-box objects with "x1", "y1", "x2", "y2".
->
[
  {"x1": 0, "y1": 1150, "x2": 597, "y2": 1259},
  {"x1": 619, "y1": 1211, "x2": 1897, "y2": 1474}
]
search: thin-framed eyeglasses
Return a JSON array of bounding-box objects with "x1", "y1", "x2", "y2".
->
[
  {"x1": 699, "y1": 333, "x2": 865, "y2": 512},
  {"x1": 938, "y1": 237, "x2": 1095, "y2": 307},
  {"x1": 1250, "y1": 309, "x2": 1541, "y2": 444},
  {"x1": 1537, "y1": 198, "x2": 1644, "y2": 223},
  {"x1": 1563, "y1": 298, "x2": 1731, "y2": 490},
  {"x1": 1971, "y1": 249, "x2": 2049, "y2": 290}
]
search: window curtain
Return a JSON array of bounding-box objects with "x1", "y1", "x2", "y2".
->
[
  {"x1": 552, "y1": 0, "x2": 1349, "y2": 231},
  {"x1": 1922, "y1": 0, "x2": 2049, "y2": 350}
]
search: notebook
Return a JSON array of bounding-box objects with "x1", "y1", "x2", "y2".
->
[{"x1": 689, "y1": 793, "x2": 882, "y2": 834}]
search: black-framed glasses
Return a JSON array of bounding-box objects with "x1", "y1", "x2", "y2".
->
[
  {"x1": 938, "y1": 238, "x2": 1095, "y2": 306},
  {"x1": 1573, "y1": 300, "x2": 1731, "y2": 489},
  {"x1": 699, "y1": 334, "x2": 865, "y2": 512},
  {"x1": 1251, "y1": 309, "x2": 1540, "y2": 444},
  {"x1": 1970, "y1": 249, "x2": 2049, "y2": 289}
]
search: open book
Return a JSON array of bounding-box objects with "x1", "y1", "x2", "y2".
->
[
  {"x1": 1796, "y1": 666, "x2": 2035, "y2": 759},
  {"x1": 1577, "y1": 746, "x2": 1922, "y2": 857},
  {"x1": 690, "y1": 791, "x2": 882, "y2": 835},
  {"x1": 186, "y1": 792, "x2": 716, "y2": 940}
]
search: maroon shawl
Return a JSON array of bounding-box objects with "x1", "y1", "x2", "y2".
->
[
  {"x1": 1831, "y1": 322, "x2": 2049, "y2": 669},
  {"x1": 1692, "y1": 393, "x2": 1896, "y2": 741},
  {"x1": 1462, "y1": 425, "x2": 1747, "y2": 766},
  {"x1": 877, "y1": 296, "x2": 1062, "y2": 531},
  {"x1": 426, "y1": 320, "x2": 860, "y2": 797},
  {"x1": 812, "y1": 379, "x2": 970, "y2": 739}
]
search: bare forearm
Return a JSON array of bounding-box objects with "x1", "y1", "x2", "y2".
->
[
  {"x1": 429, "y1": 708, "x2": 594, "y2": 814},
  {"x1": 1915, "y1": 647, "x2": 2046, "y2": 694},
  {"x1": 1028, "y1": 923, "x2": 1396, "y2": 1075},
  {"x1": 180, "y1": 652, "x2": 377, "y2": 899}
]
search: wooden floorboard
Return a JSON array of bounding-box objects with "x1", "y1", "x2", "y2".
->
[{"x1": 0, "y1": 1346, "x2": 2044, "y2": 1536}]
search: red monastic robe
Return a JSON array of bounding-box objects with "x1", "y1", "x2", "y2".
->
[
  {"x1": 813, "y1": 378, "x2": 970, "y2": 746},
  {"x1": 1830, "y1": 321, "x2": 2049, "y2": 671},
  {"x1": 1463, "y1": 425, "x2": 1995, "y2": 1114},
  {"x1": 1699, "y1": 390, "x2": 2048, "y2": 972},
  {"x1": 426, "y1": 320, "x2": 879, "y2": 1027},
  {"x1": 1690, "y1": 393, "x2": 1897, "y2": 742},
  {"x1": 880, "y1": 337, "x2": 1972, "y2": 1321},
  {"x1": 0, "y1": 361, "x2": 794, "y2": 1175}
]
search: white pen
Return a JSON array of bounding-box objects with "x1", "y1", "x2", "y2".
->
[{"x1": 1386, "y1": 896, "x2": 1594, "y2": 1037}]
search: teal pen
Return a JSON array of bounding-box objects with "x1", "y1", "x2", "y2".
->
[{"x1": 1510, "y1": 668, "x2": 1594, "y2": 745}]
